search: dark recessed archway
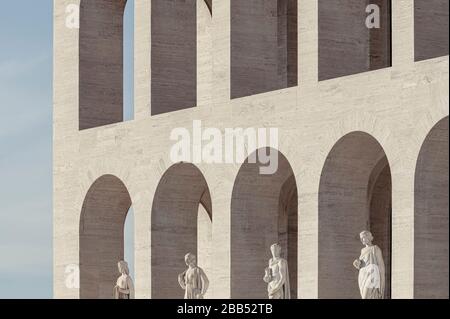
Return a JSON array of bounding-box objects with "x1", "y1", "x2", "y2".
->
[
  {"x1": 318, "y1": 132, "x2": 392, "y2": 299},
  {"x1": 79, "y1": 175, "x2": 132, "y2": 299},
  {"x1": 231, "y1": 148, "x2": 298, "y2": 299},
  {"x1": 414, "y1": 117, "x2": 449, "y2": 299},
  {"x1": 151, "y1": 163, "x2": 212, "y2": 299}
]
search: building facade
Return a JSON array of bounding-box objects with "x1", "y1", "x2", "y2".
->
[{"x1": 53, "y1": 0, "x2": 449, "y2": 299}]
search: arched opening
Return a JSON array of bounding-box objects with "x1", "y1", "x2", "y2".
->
[
  {"x1": 79, "y1": 175, "x2": 132, "y2": 299},
  {"x1": 414, "y1": 117, "x2": 449, "y2": 299},
  {"x1": 79, "y1": 0, "x2": 128, "y2": 130},
  {"x1": 318, "y1": 132, "x2": 392, "y2": 299},
  {"x1": 319, "y1": 0, "x2": 392, "y2": 80},
  {"x1": 151, "y1": 0, "x2": 197, "y2": 115},
  {"x1": 231, "y1": 148, "x2": 298, "y2": 298},
  {"x1": 123, "y1": 0, "x2": 134, "y2": 121},
  {"x1": 151, "y1": 163, "x2": 212, "y2": 298},
  {"x1": 231, "y1": 0, "x2": 298, "y2": 99},
  {"x1": 414, "y1": 0, "x2": 449, "y2": 61}
]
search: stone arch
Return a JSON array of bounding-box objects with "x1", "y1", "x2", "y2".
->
[
  {"x1": 79, "y1": 0, "x2": 128, "y2": 130},
  {"x1": 151, "y1": 163, "x2": 212, "y2": 298},
  {"x1": 414, "y1": 116, "x2": 449, "y2": 298},
  {"x1": 318, "y1": 132, "x2": 392, "y2": 299},
  {"x1": 231, "y1": 148, "x2": 298, "y2": 298},
  {"x1": 79, "y1": 174, "x2": 132, "y2": 299}
]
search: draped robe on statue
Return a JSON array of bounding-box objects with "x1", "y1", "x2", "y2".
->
[
  {"x1": 113, "y1": 274, "x2": 134, "y2": 299},
  {"x1": 358, "y1": 245, "x2": 385, "y2": 299}
]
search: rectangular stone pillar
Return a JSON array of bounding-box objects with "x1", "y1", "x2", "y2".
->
[
  {"x1": 297, "y1": 169, "x2": 321, "y2": 299},
  {"x1": 297, "y1": 0, "x2": 319, "y2": 299},
  {"x1": 209, "y1": 167, "x2": 234, "y2": 298},
  {"x1": 391, "y1": 0, "x2": 414, "y2": 68},
  {"x1": 133, "y1": 195, "x2": 152, "y2": 299},
  {"x1": 391, "y1": 163, "x2": 415, "y2": 299},
  {"x1": 197, "y1": 0, "x2": 213, "y2": 107},
  {"x1": 53, "y1": 0, "x2": 80, "y2": 136},
  {"x1": 134, "y1": 0, "x2": 151, "y2": 121},
  {"x1": 212, "y1": 0, "x2": 231, "y2": 105},
  {"x1": 53, "y1": 0, "x2": 81, "y2": 299},
  {"x1": 298, "y1": 0, "x2": 318, "y2": 86},
  {"x1": 390, "y1": 2, "x2": 415, "y2": 298}
]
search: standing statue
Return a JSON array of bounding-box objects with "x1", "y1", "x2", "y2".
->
[
  {"x1": 263, "y1": 243, "x2": 290, "y2": 299},
  {"x1": 178, "y1": 253, "x2": 209, "y2": 299},
  {"x1": 113, "y1": 260, "x2": 135, "y2": 299},
  {"x1": 353, "y1": 231, "x2": 385, "y2": 299}
]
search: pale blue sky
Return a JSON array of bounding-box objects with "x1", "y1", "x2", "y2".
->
[{"x1": 0, "y1": 1, "x2": 134, "y2": 298}]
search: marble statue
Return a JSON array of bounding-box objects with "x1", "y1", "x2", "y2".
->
[
  {"x1": 178, "y1": 253, "x2": 209, "y2": 299},
  {"x1": 353, "y1": 230, "x2": 385, "y2": 299},
  {"x1": 263, "y1": 243, "x2": 290, "y2": 299},
  {"x1": 113, "y1": 260, "x2": 135, "y2": 299}
]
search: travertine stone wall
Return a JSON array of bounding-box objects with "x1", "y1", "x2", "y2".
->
[{"x1": 53, "y1": 0, "x2": 449, "y2": 299}]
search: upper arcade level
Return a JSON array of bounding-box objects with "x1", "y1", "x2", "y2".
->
[{"x1": 53, "y1": 0, "x2": 449, "y2": 136}]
